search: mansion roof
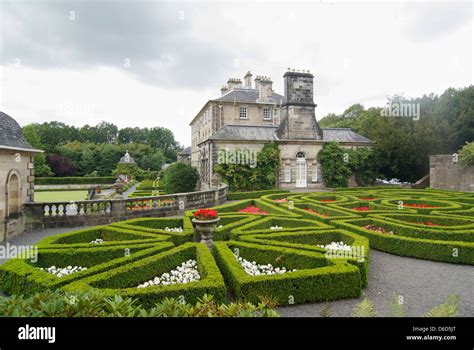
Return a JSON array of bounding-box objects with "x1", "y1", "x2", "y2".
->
[
  {"x1": 213, "y1": 88, "x2": 285, "y2": 105},
  {"x1": 0, "y1": 111, "x2": 42, "y2": 152},
  {"x1": 208, "y1": 125, "x2": 373, "y2": 144}
]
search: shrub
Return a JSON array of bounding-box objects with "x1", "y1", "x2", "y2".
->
[
  {"x1": 459, "y1": 142, "x2": 474, "y2": 167},
  {"x1": 0, "y1": 291, "x2": 279, "y2": 317},
  {"x1": 36, "y1": 176, "x2": 116, "y2": 185},
  {"x1": 161, "y1": 162, "x2": 198, "y2": 194}
]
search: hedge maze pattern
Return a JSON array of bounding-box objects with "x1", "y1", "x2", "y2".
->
[{"x1": 1, "y1": 188, "x2": 473, "y2": 306}]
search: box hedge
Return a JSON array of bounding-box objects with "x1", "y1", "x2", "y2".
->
[
  {"x1": 36, "y1": 176, "x2": 116, "y2": 185},
  {"x1": 237, "y1": 229, "x2": 369, "y2": 287},
  {"x1": 111, "y1": 217, "x2": 194, "y2": 245},
  {"x1": 37, "y1": 226, "x2": 171, "y2": 249},
  {"x1": 334, "y1": 218, "x2": 474, "y2": 264},
  {"x1": 63, "y1": 243, "x2": 226, "y2": 307},
  {"x1": 0, "y1": 243, "x2": 174, "y2": 296},
  {"x1": 227, "y1": 190, "x2": 289, "y2": 200},
  {"x1": 213, "y1": 241, "x2": 362, "y2": 305}
]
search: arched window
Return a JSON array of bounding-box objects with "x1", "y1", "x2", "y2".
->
[
  {"x1": 295, "y1": 151, "x2": 306, "y2": 159},
  {"x1": 7, "y1": 172, "x2": 21, "y2": 218}
]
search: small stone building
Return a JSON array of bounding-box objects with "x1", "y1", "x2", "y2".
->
[
  {"x1": 0, "y1": 112, "x2": 42, "y2": 241},
  {"x1": 177, "y1": 147, "x2": 192, "y2": 164},
  {"x1": 190, "y1": 69, "x2": 374, "y2": 189},
  {"x1": 117, "y1": 150, "x2": 136, "y2": 183}
]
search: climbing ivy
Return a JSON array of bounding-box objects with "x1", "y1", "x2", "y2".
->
[{"x1": 214, "y1": 143, "x2": 280, "y2": 191}]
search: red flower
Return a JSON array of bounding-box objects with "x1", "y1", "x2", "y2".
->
[
  {"x1": 194, "y1": 208, "x2": 218, "y2": 221},
  {"x1": 403, "y1": 203, "x2": 439, "y2": 208},
  {"x1": 353, "y1": 206, "x2": 370, "y2": 211},
  {"x1": 237, "y1": 205, "x2": 269, "y2": 215},
  {"x1": 320, "y1": 199, "x2": 336, "y2": 202}
]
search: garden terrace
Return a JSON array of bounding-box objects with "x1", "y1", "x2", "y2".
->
[
  {"x1": 3, "y1": 187, "x2": 473, "y2": 309},
  {"x1": 24, "y1": 184, "x2": 228, "y2": 230}
]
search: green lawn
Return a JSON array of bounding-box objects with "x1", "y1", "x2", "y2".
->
[{"x1": 35, "y1": 190, "x2": 88, "y2": 202}]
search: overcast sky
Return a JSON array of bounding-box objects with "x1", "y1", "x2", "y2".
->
[{"x1": 0, "y1": 0, "x2": 472, "y2": 146}]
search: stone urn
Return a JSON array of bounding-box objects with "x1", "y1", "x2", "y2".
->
[{"x1": 192, "y1": 217, "x2": 220, "y2": 250}]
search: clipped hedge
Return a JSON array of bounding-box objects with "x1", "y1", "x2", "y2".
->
[
  {"x1": 229, "y1": 216, "x2": 331, "y2": 239},
  {"x1": 227, "y1": 190, "x2": 289, "y2": 201},
  {"x1": 110, "y1": 217, "x2": 194, "y2": 245},
  {"x1": 0, "y1": 243, "x2": 174, "y2": 296},
  {"x1": 37, "y1": 226, "x2": 171, "y2": 249},
  {"x1": 63, "y1": 243, "x2": 226, "y2": 307},
  {"x1": 36, "y1": 177, "x2": 116, "y2": 185},
  {"x1": 237, "y1": 229, "x2": 370, "y2": 287},
  {"x1": 213, "y1": 241, "x2": 362, "y2": 305},
  {"x1": 209, "y1": 199, "x2": 300, "y2": 218},
  {"x1": 334, "y1": 218, "x2": 474, "y2": 265}
]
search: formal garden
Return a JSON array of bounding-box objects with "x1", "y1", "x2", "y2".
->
[{"x1": 1, "y1": 187, "x2": 472, "y2": 316}]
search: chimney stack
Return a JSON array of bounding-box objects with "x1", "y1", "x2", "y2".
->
[
  {"x1": 227, "y1": 78, "x2": 242, "y2": 91},
  {"x1": 244, "y1": 71, "x2": 252, "y2": 88},
  {"x1": 221, "y1": 85, "x2": 229, "y2": 96},
  {"x1": 257, "y1": 76, "x2": 273, "y2": 102}
]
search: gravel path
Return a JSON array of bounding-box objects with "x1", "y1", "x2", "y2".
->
[
  {"x1": 2, "y1": 227, "x2": 473, "y2": 317},
  {"x1": 278, "y1": 249, "x2": 474, "y2": 317},
  {"x1": 0, "y1": 227, "x2": 89, "y2": 265}
]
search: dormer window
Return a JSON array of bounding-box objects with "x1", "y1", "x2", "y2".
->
[{"x1": 240, "y1": 107, "x2": 248, "y2": 119}]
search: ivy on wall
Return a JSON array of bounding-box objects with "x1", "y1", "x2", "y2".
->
[
  {"x1": 317, "y1": 141, "x2": 377, "y2": 188},
  {"x1": 214, "y1": 143, "x2": 280, "y2": 191}
]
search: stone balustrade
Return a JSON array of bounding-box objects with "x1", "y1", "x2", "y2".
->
[{"x1": 24, "y1": 184, "x2": 228, "y2": 230}]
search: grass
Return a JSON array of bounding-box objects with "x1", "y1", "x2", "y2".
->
[{"x1": 35, "y1": 190, "x2": 89, "y2": 202}]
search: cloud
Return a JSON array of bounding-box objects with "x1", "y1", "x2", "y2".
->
[
  {"x1": 0, "y1": 0, "x2": 235, "y2": 88},
  {"x1": 401, "y1": 2, "x2": 472, "y2": 42}
]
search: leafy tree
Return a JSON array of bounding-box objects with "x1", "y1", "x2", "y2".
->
[
  {"x1": 46, "y1": 154, "x2": 76, "y2": 176},
  {"x1": 22, "y1": 125, "x2": 53, "y2": 176},
  {"x1": 161, "y1": 162, "x2": 199, "y2": 194},
  {"x1": 459, "y1": 142, "x2": 474, "y2": 166}
]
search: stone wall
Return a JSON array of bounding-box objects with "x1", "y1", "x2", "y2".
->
[
  {"x1": 0, "y1": 149, "x2": 36, "y2": 241},
  {"x1": 429, "y1": 155, "x2": 474, "y2": 192}
]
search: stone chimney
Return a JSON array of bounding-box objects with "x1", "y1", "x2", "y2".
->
[
  {"x1": 254, "y1": 76, "x2": 262, "y2": 90},
  {"x1": 227, "y1": 78, "x2": 242, "y2": 91},
  {"x1": 276, "y1": 68, "x2": 323, "y2": 140},
  {"x1": 257, "y1": 76, "x2": 273, "y2": 102},
  {"x1": 244, "y1": 71, "x2": 252, "y2": 88},
  {"x1": 221, "y1": 85, "x2": 229, "y2": 96}
]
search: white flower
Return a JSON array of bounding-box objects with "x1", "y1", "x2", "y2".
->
[
  {"x1": 318, "y1": 241, "x2": 352, "y2": 251},
  {"x1": 234, "y1": 253, "x2": 296, "y2": 276},
  {"x1": 136, "y1": 259, "x2": 200, "y2": 288}
]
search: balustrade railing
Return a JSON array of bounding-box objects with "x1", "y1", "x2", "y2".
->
[{"x1": 25, "y1": 184, "x2": 228, "y2": 229}]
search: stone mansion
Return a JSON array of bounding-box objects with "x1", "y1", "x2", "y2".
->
[{"x1": 189, "y1": 69, "x2": 373, "y2": 190}]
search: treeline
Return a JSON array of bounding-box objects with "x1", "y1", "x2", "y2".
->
[
  {"x1": 22, "y1": 121, "x2": 182, "y2": 177},
  {"x1": 319, "y1": 86, "x2": 474, "y2": 182}
]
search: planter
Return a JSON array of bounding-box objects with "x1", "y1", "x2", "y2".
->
[{"x1": 192, "y1": 218, "x2": 220, "y2": 250}]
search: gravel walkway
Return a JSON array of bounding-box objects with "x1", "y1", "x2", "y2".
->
[
  {"x1": 1, "y1": 227, "x2": 473, "y2": 317},
  {"x1": 278, "y1": 249, "x2": 474, "y2": 317}
]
